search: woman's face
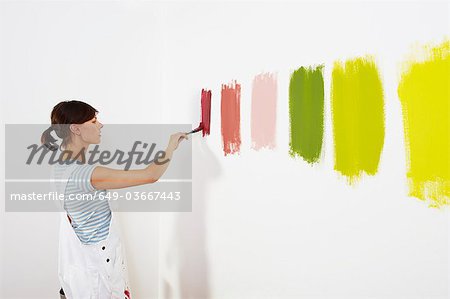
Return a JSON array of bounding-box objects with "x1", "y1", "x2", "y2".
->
[{"x1": 78, "y1": 115, "x2": 103, "y2": 144}]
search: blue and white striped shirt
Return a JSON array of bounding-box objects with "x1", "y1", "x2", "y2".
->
[{"x1": 54, "y1": 163, "x2": 112, "y2": 245}]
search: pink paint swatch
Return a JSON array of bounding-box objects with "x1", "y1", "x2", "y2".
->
[
  {"x1": 251, "y1": 73, "x2": 277, "y2": 150},
  {"x1": 221, "y1": 81, "x2": 241, "y2": 156}
]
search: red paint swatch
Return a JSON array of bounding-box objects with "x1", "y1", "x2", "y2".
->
[
  {"x1": 221, "y1": 81, "x2": 241, "y2": 155},
  {"x1": 201, "y1": 89, "x2": 211, "y2": 136}
]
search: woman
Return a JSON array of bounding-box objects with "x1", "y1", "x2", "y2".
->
[{"x1": 41, "y1": 100, "x2": 188, "y2": 299}]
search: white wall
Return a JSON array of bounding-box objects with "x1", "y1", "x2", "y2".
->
[
  {"x1": 1, "y1": 1, "x2": 449, "y2": 299},
  {"x1": 0, "y1": 2, "x2": 165, "y2": 297}
]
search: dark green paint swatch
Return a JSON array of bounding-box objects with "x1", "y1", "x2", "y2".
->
[{"x1": 289, "y1": 65, "x2": 325, "y2": 164}]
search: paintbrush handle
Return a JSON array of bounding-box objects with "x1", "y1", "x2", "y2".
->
[
  {"x1": 187, "y1": 126, "x2": 202, "y2": 135},
  {"x1": 187, "y1": 123, "x2": 203, "y2": 135}
]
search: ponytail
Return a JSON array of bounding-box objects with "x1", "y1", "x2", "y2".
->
[{"x1": 40, "y1": 126, "x2": 59, "y2": 151}]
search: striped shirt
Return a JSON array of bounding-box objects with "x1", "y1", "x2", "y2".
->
[{"x1": 53, "y1": 162, "x2": 112, "y2": 245}]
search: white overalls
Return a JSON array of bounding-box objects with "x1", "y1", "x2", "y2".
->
[{"x1": 54, "y1": 165, "x2": 132, "y2": 299}]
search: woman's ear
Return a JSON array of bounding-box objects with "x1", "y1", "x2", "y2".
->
[{"x1": 69, "y1": 124, "x2": 81, "y2": 136}]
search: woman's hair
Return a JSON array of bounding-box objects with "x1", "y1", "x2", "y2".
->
[{"x1": 41, "y1": 100, "x2": 98, "y2": 151}]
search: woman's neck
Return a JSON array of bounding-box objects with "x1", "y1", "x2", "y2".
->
[{"x1": 61, "y1": 144, "x2": 88, "y2": 163}]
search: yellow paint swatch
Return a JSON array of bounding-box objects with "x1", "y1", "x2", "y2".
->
[
  {"x1": 331, "y1": 56, "x2": 385, "y2": 184},
  {"x1": 398, "y1": 40, "x2": 450, "y2": 208}
]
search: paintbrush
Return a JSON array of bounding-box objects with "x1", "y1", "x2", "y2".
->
[
  {"x1": 187, "y1": 89, "x2": 211, "y2": 136},
  {"x1": 187, "y1": 124, "x2": 203, "y2": 135}
]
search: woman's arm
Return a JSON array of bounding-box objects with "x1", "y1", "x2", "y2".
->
[{"x1": 90, "y1": 132, "x2": 187, "y2": 190}]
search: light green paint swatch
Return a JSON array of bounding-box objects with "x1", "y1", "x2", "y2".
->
[{"x1": 331, "y1": 56, "x2": 385, "y2": 183}]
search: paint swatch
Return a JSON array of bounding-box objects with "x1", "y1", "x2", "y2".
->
[
  {"x1": 221, "y1": 81, "x2": 241, "y2": 156},
  {"x1": 251, "y1": 73, "x2": 277, "y2": 150},
  {"x1": 201, "y1": 89, "x2": 211, "y2": 136},
  {"x1": 331, "y1": 56, "x2": 385, "y2": 183},
  {"x1": 398, "y1": 40, "x2": 449, "y2": 207},
  {"x1": 289, "y1": 66, "x2": 324, "y2": 164}
]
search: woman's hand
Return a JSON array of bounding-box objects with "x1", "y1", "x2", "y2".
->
[{"x1": 167, "y1": 132, "x2": 188, "y2": 151}]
